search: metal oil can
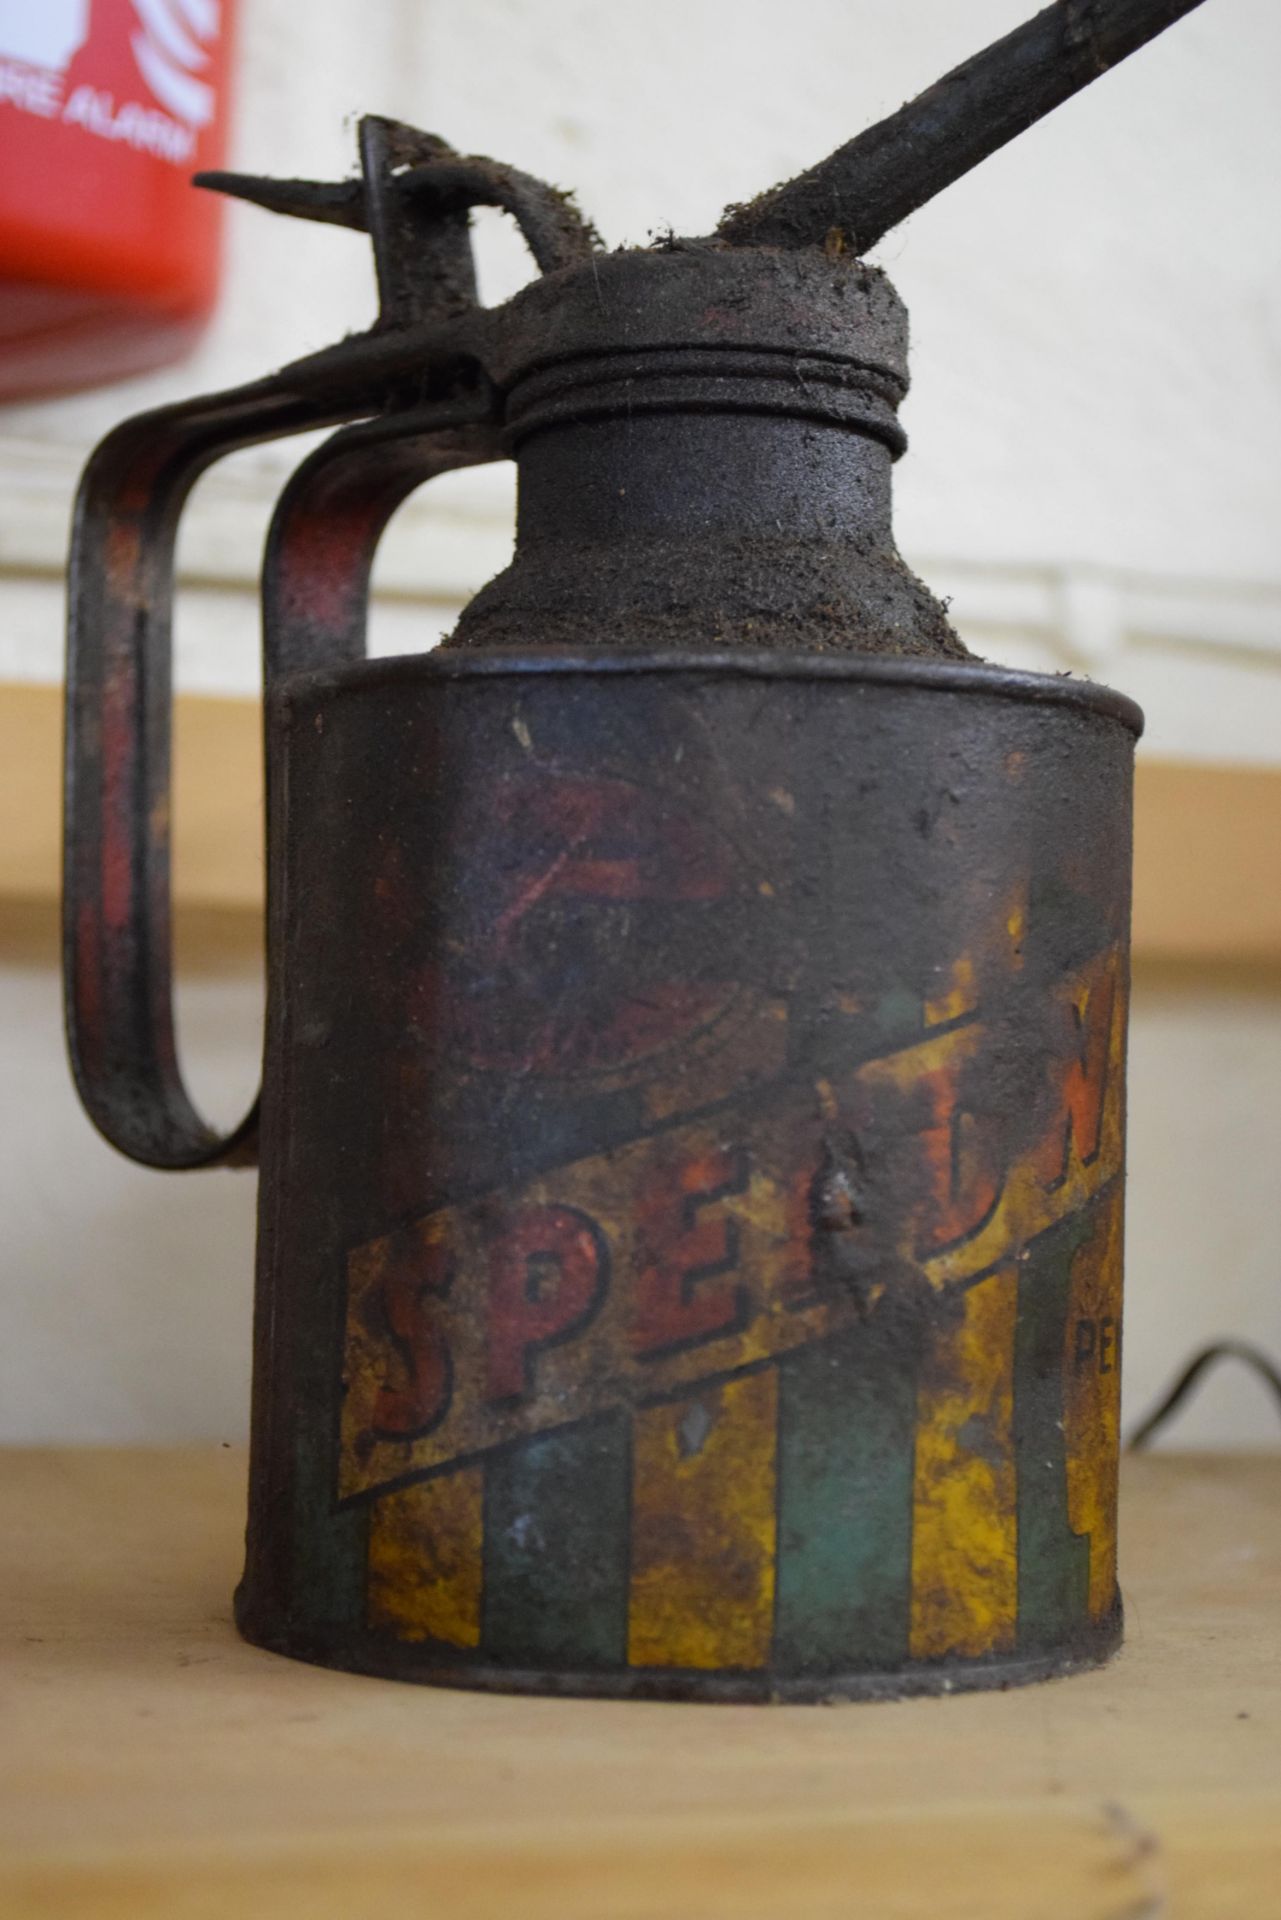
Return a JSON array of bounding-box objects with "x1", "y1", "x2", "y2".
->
[{"x1": 64, "y1": 1, "x2": 1204, "y2": 1699}]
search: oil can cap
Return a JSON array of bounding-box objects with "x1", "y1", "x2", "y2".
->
[{"x1": 480, "y1": 243, "x2": 908, "y2": 396}]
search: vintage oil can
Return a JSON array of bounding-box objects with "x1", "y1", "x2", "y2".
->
[{"x1": 64, "y1": 2, "x2": 1202, "y2": 1699}]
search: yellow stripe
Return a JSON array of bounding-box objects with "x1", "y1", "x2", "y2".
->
[
  {"x1": 628, "y1": 1369, "x2": 778, "y2": 1671},
  {"x1": 923, "y1": 950, "x2": 977, "y2": 1027},
  {"x1": 910, "y1": 1267, "x2": 1018, "y2": 1660},
  {"x1": 1064, "y1": 1187, "x2": 1124, "y2": 1619},
  {"x1": 367, "y1": 1466, "x2": 484, "y2": 1648}
]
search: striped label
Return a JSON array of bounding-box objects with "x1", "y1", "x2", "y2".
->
[{"x1": 345, "y1": 941, "x2": 1125, "y2": 1675}]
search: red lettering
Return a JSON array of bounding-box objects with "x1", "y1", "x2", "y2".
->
[
  {"x1": 917, "y1": 1063, "x2": 1002, "y2": 1253},
  {"x1": 632, "y1": 1144, "x2": 749, "y2": 1358},
  {"x1": 485, "y1": 1205, "x2": 607, "y2": 1402},
  {"x1": 492, "y1": 776, "x2": 730, "y2": 960},
  {"x1": 1043, "y1": 963, "x2": 1115, "y2": 1188},
  {"x1": 371, "y1": 1233, "x2": 455, "y2": 1439},
  {"x1": 779, "y1": 1159, "x2": 819, "y2": 1308}
]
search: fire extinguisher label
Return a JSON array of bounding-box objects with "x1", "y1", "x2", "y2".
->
[{"x1": 0, "y1": 0, "x2": 220, "y2": 165}]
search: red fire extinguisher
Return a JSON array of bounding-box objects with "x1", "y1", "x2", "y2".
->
[{"x1": 0, "y1": 0, "x2": 235, "y2": 398}]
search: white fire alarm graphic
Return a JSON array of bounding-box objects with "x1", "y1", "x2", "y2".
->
[
  {"x1": 0, "y1": 1, "x2": 90, "y2": 70},
  {"x1": 131, "y1": 0, "x2": 220, "y2": 129},
  {"x1": 0, "y1": 0, "x2": 220, "y2": 165}
]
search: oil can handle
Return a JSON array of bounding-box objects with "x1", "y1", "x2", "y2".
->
[{"x1": 64, "y1": 387, "x2": 500, "y2": 1170}]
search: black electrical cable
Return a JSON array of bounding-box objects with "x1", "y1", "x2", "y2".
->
[{"x1": 1125, "y1": 1341, "x2": 1281, "y2": 1451}]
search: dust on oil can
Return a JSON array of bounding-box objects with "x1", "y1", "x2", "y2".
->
[
  {"x1": 64, "y1": 1, "x2": 1206, "y2": 1700},
  {"x1": 242, "y1": 649, "x2": 1136, "y2": 1700}
]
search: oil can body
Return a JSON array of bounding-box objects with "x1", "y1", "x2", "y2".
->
[{"x1": 238, "y1": 649, "x2": 1138, "y2": 1700}]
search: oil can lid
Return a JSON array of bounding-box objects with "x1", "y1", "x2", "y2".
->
[{"x1": 480, "y1": 243, "x2": 908, "y2": 396}]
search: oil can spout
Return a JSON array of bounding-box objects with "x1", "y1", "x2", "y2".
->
[
  {"x1": 716, "y1": 0, "x2": 1208, "y2": 254},
  {"x1": 195, "y1": 115, "x2": 599, "y2": 328}
]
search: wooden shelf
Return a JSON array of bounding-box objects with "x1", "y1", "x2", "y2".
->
[{"x1": 1, "y1": 1449, "x2": 1277, "y2": 1917}]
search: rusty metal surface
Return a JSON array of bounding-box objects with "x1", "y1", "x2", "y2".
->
[
  {"x1": 237, "y1": 651, "x2": 1136, "y2": 1699},
  {"x1": 62, "y1": 119, "x2": 508, "y2": 1171},
  {"x1": 449, "y1": 247, "x2": 961, "y2": 660},
  {"x1": 61, "y1": 0, "x2": 1198, "y2": 1697}
]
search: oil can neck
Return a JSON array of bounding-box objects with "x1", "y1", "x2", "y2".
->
[
  {"x1": 495, "y1": 246, "x2": 913, "y2": 550},
  {"x1": 447, "y1": 247, "x2": 962, "y2": 660},
  {"x1": 502, "y1": 320, "x2": 904, "y2": 552}
]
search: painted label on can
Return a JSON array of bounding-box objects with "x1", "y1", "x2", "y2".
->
[{"x1": 332, "y1": 746, "x2": 1125, "y2": 1681}]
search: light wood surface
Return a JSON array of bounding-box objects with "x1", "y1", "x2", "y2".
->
[
  {"x1": 1133, "y1": 762, "x2": 1281, "y2": 969},
  {"x1": 0, "y1": 1449, "x2": 1277, "y2": 1918},
  {"x1": 3, "y1": 681, "x2": 1281, "y2": 971},
  {"x1": 0, "y1": 683, "x2": 263, "y2": 913}
]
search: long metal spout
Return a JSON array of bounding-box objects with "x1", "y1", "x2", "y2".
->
[{"x1": 718, "y1": 0, "x2": 1208, "y2": 252}]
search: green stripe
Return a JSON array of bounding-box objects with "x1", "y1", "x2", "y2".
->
[
  {"x1": 1014, "y1": 1209, "x2": 1092, "y2": 1652},
  {"x1": 287, "y1": 1365, "x2": 369, "y2": 1638},
  {"x1": 482, "y1": 1414, "x2": 629, "y2": 1669},
  {"x1": 775, "y1": 1325, "x2": 915, "y2": 1673}
]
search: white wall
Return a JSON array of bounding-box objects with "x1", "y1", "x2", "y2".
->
[
  {"x1": 0, "y1": 962, "x2": 259, "y2": 1443},
  {"x1": 4, "y1": 0, "x2": 1281, "y2": 756},
  {"x1": 2, "y1": 0, "x2": 1279, "y2": 1448}
]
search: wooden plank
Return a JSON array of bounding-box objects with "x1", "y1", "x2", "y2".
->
[
  {"x1": 0, "y1": 1449, "x2": 1276, "y2": 1918},
  {"x1": 0, "y1": 1810, "x2": 1189, "y2": 1920},
  {"x1": 1133, "y1": 759, "x2": 1281, "y2": 967},
  {"x1": 0, "y1": 680, "x2": 264, "y2": 912},
  {"x1": 2, "y1": 680, "x2": 1280, "y2": 967}
]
